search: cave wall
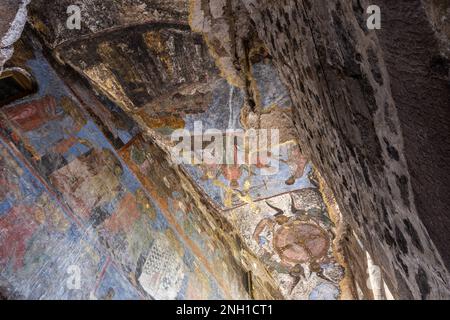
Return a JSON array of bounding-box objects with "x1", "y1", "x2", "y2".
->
[
  {"x1": 3, "y1": 0, "x2": 449, "y2": 300},
  {"x1": 232, "y1": 0, "x2": 450, "y2": 299}
]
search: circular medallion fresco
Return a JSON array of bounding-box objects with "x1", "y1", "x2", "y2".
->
[{"x1": 274, "y1": 221, "x2": 330, "y2": 265}]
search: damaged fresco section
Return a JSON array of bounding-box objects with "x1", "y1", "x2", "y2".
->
[
  {"x1": 0, "y1": 0, "x2": 30, "y2": 74},
  {"x1": 27, "y1": 6, "x2": 313, "y2": 213},
  {"x1": 12, "y1": 0, "x2": 449, "y2": 300},
  {"x1": 0, "y1": 139, "x2": 108, "y2": 299},
  {"x1": 11, "y1": 0, "x2": 354, "y2": 299},
  {"x1": 27, "y1": 0, "x2": 190, "y2": 48},
  {"x1": 55, "y1": 21, "x2": 314, "y2": 213},
  {"x1": 228, "y1": 189, "x2": 344, "y2": 300},
  {"x1": 54, "y1": 28, "x2": 348, "y2": 299},
  {"x1": 118, "y1": 135, "x2": 281, "y2": 299},
  {"x1": 0, "y1": 37, "x2": 252, "y2": 300}
]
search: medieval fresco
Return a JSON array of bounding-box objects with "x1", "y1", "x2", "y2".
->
[
  {"x1": 0, "y1": 40, "x2": 250, "y2": 300},
  {"x1": 179, "y1": 62, "x2": 315, "y2": 211},
  {"x1": 0, "y1": 29, "x2": 346, "y2": 300},
  {"x1": 3, "y1": 0, "x2": 448, "y2": 302},
  {"x1": 0, "y1": 139, "x2": 107, "y2": 299}
]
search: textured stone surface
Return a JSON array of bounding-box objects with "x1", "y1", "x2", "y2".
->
[
  {"x1": 424, "y1": 0, "x2": 450, "y2": 58},
  {"x1": 0, "y1": 0, "x2": 30, "y2": 74},
  {"x1": 28, "y1": 0, "x2": 189, "y2": 47}
]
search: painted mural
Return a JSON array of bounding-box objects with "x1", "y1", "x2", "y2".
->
[
  {"x1": 138, "y1": 57, "x2": 346, "y2": 299},
  {"x1": 134, "y1": 62, "x2": 314, "y2": 211},
  {"x1": 112, "y1": 56, "x2": 346, "y2": 299},
  {"x1": 0, "y1": 31, "x2": 346, "y2": 300},
  {"x1": 0, "y1": 39, "x2": 250, "y2": 300},
  {"x1": 0, "y1": 138, "x2": 136, "y2": 300}
]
